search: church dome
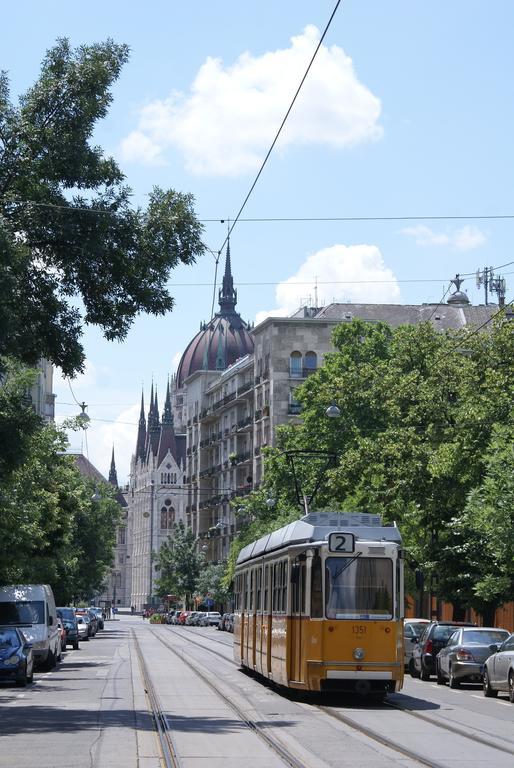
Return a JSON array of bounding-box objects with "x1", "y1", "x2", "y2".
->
[{"x1": 176, "y1": 243, "x2": 254, "y2": 388}]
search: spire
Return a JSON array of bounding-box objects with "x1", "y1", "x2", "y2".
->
[
  {"x1": 218, "y1": 239, "x2": 237, "y2": 314},
  {"x1": 147, "y1": 384, "x2": 161, "y2": 460},
  {"x1": 136, "y1": 389, "x2": 147, "y2": 461},
  {"x1": 157, "y1": 379, "x2": 177, "y2": 465},
  {"x1": 162, "y1": 380, "x2": 173, "y2": 425},
  {"x1": 108, "y1": 446, "x2": 118, "y2": 487}
]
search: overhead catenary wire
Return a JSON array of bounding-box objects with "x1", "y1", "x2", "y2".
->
[
  {"x1": 216, "y1": 0, "x2": 343, "y2": 255},
  {"x1": 6, "y1": 198, "x2": 514, "y2": 224}
]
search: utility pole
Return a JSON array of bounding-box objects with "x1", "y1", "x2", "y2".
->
[{"x1": 476, "y1": 266, "x2": 507, "y2": 306}]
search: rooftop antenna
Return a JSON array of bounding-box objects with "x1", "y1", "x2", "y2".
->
[{"x1": 314, "y1": 275, "x2": 319, "y2": 309}]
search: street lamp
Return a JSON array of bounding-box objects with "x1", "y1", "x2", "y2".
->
[{"x1": 325, "y1": 402, "x2": 341, "y2": 419}]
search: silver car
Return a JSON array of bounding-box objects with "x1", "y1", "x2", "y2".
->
[
  {"x1": 436, "y1": 627, "x2": 509, "y2": 687},
  {"x1": 483, "y1": 632, "x2": 514, "y2": 701},
  {"x1": 404, "y1": 619, "x2": 430, "y2": 671}
]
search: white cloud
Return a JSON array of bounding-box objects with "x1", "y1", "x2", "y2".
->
[
  {"x1": 171, "y1": 351, "x2": 183, "y2": 372},
  {"x1": 401, "y1": 224, "x2": 486, "y2": 251},
  {"x1": 256, "y1": 244, "x2": 400, "y2": 322},
  {"x1": 119, "y1": 25, "x2": 382, "y2": 176},
  {"x1": 63, "y1": 403, "x2": 140, "y2": 486}
]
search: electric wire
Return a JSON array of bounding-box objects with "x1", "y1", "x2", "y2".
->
[
  {"x1": 216, "y1": 0, "x2": 343, "y2": 255},
  {"x1": 6, "y1": 198, "x2": 514, "y2": 224}
]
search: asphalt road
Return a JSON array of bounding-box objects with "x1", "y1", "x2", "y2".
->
[{"x1": 2, "y1": 616, "x2": 514, "y2": 768}]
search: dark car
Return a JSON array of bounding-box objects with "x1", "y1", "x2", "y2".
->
[
  {"x1": 436, "y1": 627, "x2": 509, "y2": 687},
  {"x1": 0, "y1": 626, "x2": 34, "y2": 687},
  {"x1": 88, "y1": 607, "x2": 104, "y2": 630},
  {"x1": 57, "y1": 607, "x2": 80, "y2": 650},
  {"x1": 411, "y1": 621, "x2": 475, "y2": 680}
]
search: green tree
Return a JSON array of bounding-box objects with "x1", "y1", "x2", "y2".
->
[
  {"x1": 155, "y1": 522, "x2": 205, "y2": 607},
  {"x1": 240, "y1": 318, "x2": 514, "y2": 619},
  {"x1": 0, "y1": 38, "x2": 204, "y2": 375},
  {"x1": 195, "y1": 563, "x2": 231, "y2": 608}
]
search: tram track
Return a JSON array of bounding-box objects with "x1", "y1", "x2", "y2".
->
[
  {"x1": 132, "y1": 628, "x2": 182, "y2": 768},
  {"x1": 160, "y1": 625, "x2": 514, "y2": 767},
  {"x1": 147, "y1": 626, "x2": 316, "y2": 768}
]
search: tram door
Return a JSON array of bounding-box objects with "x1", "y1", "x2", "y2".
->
[
  {"x1": 289, "y1": 559, "x2": 306, "y2": 683},
  {"x1": 244, "y1": 569, "x2": 255, "y2": 667}
]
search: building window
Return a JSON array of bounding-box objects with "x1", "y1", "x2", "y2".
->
[
  {"x1": 160, "y1": 499, "x2": 175, "y2": 530},
  {"x1": 288, "y1": 388, "x2": 302, "y2": 415},
  {"x1": 304, "y1": 351, "x2": 317, "y2": 374},
  {"x1": 289, "y1": 351, "x2": 302, "y2": 378},
  {"x1": 118, "y1": 527, "x2": 126, "y2": 545}
]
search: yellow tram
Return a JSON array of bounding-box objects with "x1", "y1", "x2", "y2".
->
[{"x1": 234, "y1": 511, "x2": 404, "y2": 696}]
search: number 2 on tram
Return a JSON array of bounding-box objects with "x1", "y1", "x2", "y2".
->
[{"x1": 233, "y1": 511, "x2": 404, "y2": 697}]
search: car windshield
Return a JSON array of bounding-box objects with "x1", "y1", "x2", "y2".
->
[
  {"x1": 406, "y1": 622, "x2": 427, "y2": 638},
  {"x1": 0, "y1": 629, "x2": 20, "y2": 649},
  {"x1": 0, "y1": 601, "x2": 45, "y2": 625},
  {"x1": 433, "y1": 625, "x2": 464, "y2": 641},
  {"x1": 58, "y1": 608, "x2": 75, "y2": 621},
  {"x1": 461, "y1": 630, "x2": 509, "y2": 645},
  {"x1": 325, "y1": 557, "x2": 393, "y2": 619}
]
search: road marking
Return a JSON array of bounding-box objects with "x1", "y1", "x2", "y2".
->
[{"x1": 16, "y1": 694, "x2": 25, "y2": 699}]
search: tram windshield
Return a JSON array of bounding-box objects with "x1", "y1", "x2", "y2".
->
[{"x1": 325, "y1": 557, "x2": 393, "y2": 620}]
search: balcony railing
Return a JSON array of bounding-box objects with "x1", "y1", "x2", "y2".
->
[
  {"x1": 238, "y1": 380, "x2": 253, "y2": 395},
  {"x1": 254, "y1": 409, "x2": 262, "y2": 420},
  {"x1": 237, "y1": 415, "x2": 253, "y2": 430}
]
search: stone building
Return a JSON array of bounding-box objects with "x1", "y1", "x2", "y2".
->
[{"x1": 125, "y1": 261, "x2": 498, "y2": 602}]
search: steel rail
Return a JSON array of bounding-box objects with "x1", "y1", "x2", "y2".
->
[
  {"x1": 149, "y1": 627, "x2": 314, "y2": 768},
  {"x1": 132, "y1": 629, "x2": 183, "y2": 768}
]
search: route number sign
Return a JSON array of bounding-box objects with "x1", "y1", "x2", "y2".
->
[{"x1": 328, "y1": 532, "x2": 355, "y2": 553}]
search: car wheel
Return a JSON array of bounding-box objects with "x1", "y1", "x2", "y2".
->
[
  {"x1": 508, "y1": 673, "x2": 514, "y2": 704},
  {"x1": 409, "y1": 658, "x2": 420, "y2": 678},
  {"x1": 44, "y1": 650, "x2": 55, "y2": 671},
  {"x1": 73, "y1": 640, "x2": 79, "y2": 650},
  {"x1": 436, "y1": 661, "x2": 445, "y2": 685},
  {"x1": 448, "y1": 665, "x2": 460, "y2": 689},
  {"x1": 27, "y1": 668, "x2": 33, "y2": 684},
  {"x1": 483, "y1": 668, "x2": 497, "y2": 697},
  {"x1": 420, "y1": 662, "x2": 431, "y2": 681},
  {"x1": 16, "y1": 675, "x2": 27, "y2": 688}
]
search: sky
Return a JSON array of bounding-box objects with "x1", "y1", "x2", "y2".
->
[{"x1": 3, "y1": 1, "x2": 513, "y2": 483}]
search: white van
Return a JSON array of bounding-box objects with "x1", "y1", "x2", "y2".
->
[{"x1": 0, "y1": 584, "x2": 61, "y2": 669}]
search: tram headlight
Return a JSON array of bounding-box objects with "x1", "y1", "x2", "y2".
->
[{"x1": 353, "y1": 647, "x2": 365, "y2": 661}]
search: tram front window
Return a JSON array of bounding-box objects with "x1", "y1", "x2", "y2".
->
[{"x1": 325, "y1": 557, "x2": 393, "y2": 620}]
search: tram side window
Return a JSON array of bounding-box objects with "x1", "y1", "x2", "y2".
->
[
  {"x1": 256, "y1": 567, "x2": 262, "y2": 611},
  {"x1": 249, "y1": 570, "x2": 254, "y2": 612},
  {"x1": 281, "y1": 561, "x2": 288, "y2": 613},
  {"x1": 311, "y1": 553, "x2": 323, "y2": 618},
  {"x1": 272, "y1": 563, "x2": 279, "y2": 612}
]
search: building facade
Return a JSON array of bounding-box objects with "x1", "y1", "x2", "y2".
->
[{"x1": 125, "y1": 262, "x2": 498, "y2": 606}]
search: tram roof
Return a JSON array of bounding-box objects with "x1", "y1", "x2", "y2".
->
[{"x1": 236, "y1": 511, "x2": 401, "y2": 565}]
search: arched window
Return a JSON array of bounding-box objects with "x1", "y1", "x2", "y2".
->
[
  {"x1": 160, "y1": 499, "x2": 175, "y2": 529},
  {"x1": 304, "y1": 351, "x2": 317, "y2": 375},
  {"x1": 288, "y1": 388, "x2": 301, "y2": 415},
  {"x1": 289, "y1": 351, "x2": 302, "y2": 378}
]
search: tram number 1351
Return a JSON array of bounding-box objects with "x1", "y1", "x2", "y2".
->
[{"x1": 328, "y1": 532, "x2": 355, "y2": 553}]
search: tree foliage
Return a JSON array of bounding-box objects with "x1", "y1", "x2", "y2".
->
[
  {"x1": 155, "y1": 522, "x2": 205, "y2": 607},
  {"x1": 226, "y1": 317, "x2": 514, "y2": 619},
  {"x1": 0, "y1": 38, "x2": 204, "y2": 375}
]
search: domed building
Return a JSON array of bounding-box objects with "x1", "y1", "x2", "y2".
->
[
  {"x1": 173, "y1": 242, "x2": 254, "y2": 430},
  {"x1": 126, "y1": 243, "x2": 253, "y2": 609}
]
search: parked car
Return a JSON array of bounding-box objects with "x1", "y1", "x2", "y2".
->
[
  {"x1": 0, "y1": 584, "x2": 61, "y2": 670},
  {"x1": 0, "y1": 626, "x2": 34, "y2": 687},
  {"x1": 57, "y1": 618, "x2": 67, "y2": 653},
  {"x1": 57, "y1": 608, "x2": 80, "y2": 650},
  {"x1": 404, "y1": 619, "x2": 430, "y2": 671},
  {"x1": 199, "y1": 612, "x2": 222, "y2": 627},
  {"x1": 166, "y1": 611, "x2": 177, "y2": 624},
  {"x1": 217, "y1": 613, "x2": 228, "y2": 631},
  {"x1": 411, "y1": 621, "x2": 475, "y2": 680},
  {"x1": 186, "y1": 611, "x2": 202, "y2": 626},
  {"x1": 225, "y1": 613, "x2": 234, "y2": 633},
  {"x1": 89, "y1": 607, "x2": 104, "y2": 630},
  {"x1": 436, "y1": 627, "x2": 509, "y2": 687},
  {"x1": 75, "y1": 615, "x2": 90, "y2": 641},
  {"x1": 483, "y1": 632, "x2": 514, "y2": 701},
  {"x1": 76, "y1": 610, "x2": 96, "y2": 637},
  {"x1": 177, "y1": 611, "x2": 190, "y2": 625}
]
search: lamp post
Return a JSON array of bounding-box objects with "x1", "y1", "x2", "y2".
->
[{"x1": 148, "y1": 479, "x2": 155, "y2": 606}]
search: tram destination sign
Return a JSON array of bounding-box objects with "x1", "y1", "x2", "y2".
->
[{"x1": 328, "y1": 532, "x2": 355, "y2": 553}]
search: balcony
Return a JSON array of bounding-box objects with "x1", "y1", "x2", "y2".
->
[
  {"x1": 254, "y1": 375, "x2": 261, "y2": 385},
  {"x1": 224, "y1": 392, "x2": 236, "y2": 405},
  {"x1": 262, "y1": 405, "x2": 270, "y2": 417},
  {"x1": 254, "y1": 409, "x2": 262, "y2": 421},
  {"x1": 235, "y1": 484, "x2": 253, "y2": 497},
  {"x1": 254, "y1": 446, "x2": 261, "y2": 456},
  {"x1": 237, "y1": 415, "x2": 253, "y2": 430},
  {"x1": 288, "y1": 404, "x2": 302, "y2": 415},
  {"x1": 238, "y1": 380, "x2": 253, "y2": 395},
  {"x1": 236, "y1": 451, "x2": 251, "y2": 464}
]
